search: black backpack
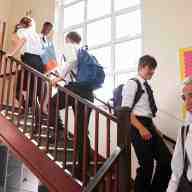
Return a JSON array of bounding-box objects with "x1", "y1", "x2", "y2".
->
[{"x1": 112, "y1": 78, "x2": 144, "y2": 114}]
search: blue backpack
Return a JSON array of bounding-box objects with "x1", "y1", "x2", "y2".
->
[{"x1": 76, "y1": 47, "x2": 105, "y2": 90}]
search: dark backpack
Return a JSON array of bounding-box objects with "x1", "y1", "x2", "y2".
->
[
  {"x1": 76, "y1": 47, "x2": 105, "y2": 90},
  {"x1": 112, "y1": 78, "x2": 144, "y2": 114}
]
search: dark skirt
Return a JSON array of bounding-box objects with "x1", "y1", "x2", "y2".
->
[{"x1": 16, "y1": 53, "x2": 43, "y2": 106}]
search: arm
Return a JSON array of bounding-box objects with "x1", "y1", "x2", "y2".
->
[
  {"x1": 130, "y1": 113, "x2": 152, "y2": 140},
  {"x1": 121, "y1": 80, "x2": 152, "y2": 140},
  {"x1": 58, "y1": 43, "x2": 77, "y2": 80},
  {"x1": 6, "y1": 30, "x2": 26, "y2": 57},
  {"x1": 6, "y1": 37, "x2": 25, "y2": 57}
]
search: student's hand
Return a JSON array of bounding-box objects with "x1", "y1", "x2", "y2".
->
[
  {"x1": 139, "y1": 127, "x2": 152, "y2": 140},
  {"x1": 51, "y1": 77, "x2": 62, "y2": 87},
  {"x1": 4, "y1": 53, "x2": 12, "y2": 58},
  {"x1": 51, "y1": 78, "x2": 59, "y2": 87}
]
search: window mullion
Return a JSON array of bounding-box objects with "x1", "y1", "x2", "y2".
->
[
  {"x1": 111, "y1": 0, "x2": 115, "y2": 88},
  {"x1": 83, "y1": 0, "x2": 88, "y2": 46}
]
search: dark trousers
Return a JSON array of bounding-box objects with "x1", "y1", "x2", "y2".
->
[
  {"x1": 130, "y1": 116, "x2": 172, "y2": 192},
  {"x1": 50, "y1": 82, "x2": 94, "y2": 179},
  {"x1": 16, "y1": 53, "x2": 43, "y2": 106}
]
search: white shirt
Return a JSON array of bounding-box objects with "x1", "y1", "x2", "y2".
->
[
  {"x1": 121, "y1": 75, "x2": 153, "y2": 117},
  {"x1": 17, "y1": 27, "x2": 43, "y2": 55},
  {"x1": 167, "y1": 112, "x2": 192, "y2": 192},
  {"x1": 59, "y1": 42, "x2": 78, "y2": 84},
  {"x1": 39, "y1": 34, "x2": 52, "y2": 49}
]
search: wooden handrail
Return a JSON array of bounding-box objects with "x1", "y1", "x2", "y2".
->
[
  {"x1": 0, "y1": 115, "x2": 82, "y2": 192},
  {"x1": 0, "y1": 50, "x2": 132, "y2": 192},
  {"x1": 0, "y1": 22, "x2": 6, "y2": 49},
  {"x1": 83, "y1": 147, "x2": 121, "y2": 192}
]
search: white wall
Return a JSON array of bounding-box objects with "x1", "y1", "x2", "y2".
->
[
  {"x1": 143, "y1": 0, "x2": 192, "y2": 139},
  {"x1": 0, "y1": 0, "x2": 11, "y2": 21},
  {"x1": 0, "y1": 0, "x2": 11, "y2": 48}
]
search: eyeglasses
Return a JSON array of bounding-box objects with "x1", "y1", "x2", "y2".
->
[{"x1": 181, "y1": 92, "x2": 192, "y2": 101}]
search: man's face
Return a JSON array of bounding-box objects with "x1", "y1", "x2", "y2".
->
[
  {"x1": 182, "y1": 84, "x2": 192, "y2": 112},
  {"x1": 139, "y1": 65, "x2": 155, "y2": 80},
  {"x1": 43, "y1": 26, "x2": 52, "y2": 36}
]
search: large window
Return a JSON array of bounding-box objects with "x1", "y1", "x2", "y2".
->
[{"x1": 55, "y1": 0, "x2": 142, "y2": 102}]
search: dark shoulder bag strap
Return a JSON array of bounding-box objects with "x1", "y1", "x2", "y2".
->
[
  {"x1": 181, "y1": 125, "x2": 190, "y2": 176},
  {"x1": 130, "y1": 78, "x2": 144, "y2": 111}
]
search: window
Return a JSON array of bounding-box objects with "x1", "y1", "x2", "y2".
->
[
  {"x1": 116, "y1": 10, "x2": 141, "y2": 39},
  {"x1": 89, "y1": 47, "x2": 111, "y2": 71},
  {"x1": 114, "y1": 0, "x2": 140, "y2": 11},
  {"x1": 63, "y1": 1, "x2": 85, "y2": 28},
  {"x1": 55, "y1": 0, "x2": 142, "y2": 102},
  {"x1": 87, "y1": 18, "x2": 111, "y2": 46},
  {"x1": 87, "y1": 0, "x2": 110, "y2": 20},
  {"x1": 115, "y1": 39, "x2": 142, "y2": 72}
]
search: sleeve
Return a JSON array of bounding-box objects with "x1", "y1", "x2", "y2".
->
[
  {"x1": 167, "y1": 128, "x2": 183, "y2": 192},
  {"x1": 121, "y1": 79, "x2": 138, "y2": 108},
  {"x1": 59, "y1": 61, "x2": 75, "y2": 78},
  {"x1": 60, "y1": 44, "x2": 77, "y2": 78},
  {"x1": 16, "y1": 29, "x2": 26, "y2": 39},
  {"x1": 63, "y1": 43, "x2": 77, "y2": 64}
]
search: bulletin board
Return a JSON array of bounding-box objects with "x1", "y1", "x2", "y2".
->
[
  {"x1": 179, "y1": 47, "x2": 192, "y2": 118},
  {"x1": 179, "y1": 47, "x2": 192, "y2": 80}
]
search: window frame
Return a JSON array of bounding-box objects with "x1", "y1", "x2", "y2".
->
[{"x1": 55, "y1": 0, "x2": 143, "y2": 101}]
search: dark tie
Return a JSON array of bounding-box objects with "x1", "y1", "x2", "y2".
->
[
  {"x1": 144, "y1": 81, "x2": 157, "y2": 117},
  {"x1": 42, "y1": 36, "x2": 46, "y2": 42}
]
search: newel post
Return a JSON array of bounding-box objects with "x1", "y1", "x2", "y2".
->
[{"x1": 116, "y1": 107, "x2": 132, "y2": 192}]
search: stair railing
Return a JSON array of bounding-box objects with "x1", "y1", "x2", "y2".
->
[
  {"x1": 0, "y1": 49, "x2": 132, "y2": 192},
  {"x1": 0, "y1": 21, "x2": 6, "y2": 49}
]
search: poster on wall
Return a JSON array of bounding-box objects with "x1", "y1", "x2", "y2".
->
[
  {"x1": 179, "y1": 47, "x2": 192, "y2": 118},
  {"x1": 179, "y1": 47, "x2": 192, "y2": 80}
]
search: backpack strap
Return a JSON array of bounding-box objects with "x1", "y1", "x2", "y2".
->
[
  {"x1": 181, "y1": 125, "x2": 190, "y2": 177},
  {"x1": 130, "y1": 78, "x2": 144, "y2": 112}
]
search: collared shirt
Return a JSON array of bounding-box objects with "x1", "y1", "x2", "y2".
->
[
  {"x1": 39, "y1": 34, "x2": 53, "y2": 49},
  {"x1": 39, "y1": 34, "x2": 49, "y2": 48},
  {"x1": 121, "y1": 75, "x2": 153, "y2": 118},
  {"x1": 167, "y1": 112, "x2": 192, "y2": 192},
  {"x1": 59, "y1": 42, "x2": 78, "y2": 84},
  {"x1": 17, "y1": 27, "x2": 43, "y2": 55}
]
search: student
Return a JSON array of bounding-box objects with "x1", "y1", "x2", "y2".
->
[
  {"x1": 50, "y1": 31, "x2": 94, "y2": 180},
  {"x1": 121, "y1": 55, "x2": 172, "y2": 192},
  {"x1": 6, "y1": 17, "x2": 44, "y2": 107},
  {"x1": 167, "y1": 77, "x2": 192, "y2": 192},
  {"x1": 40, "y1": 21, "x2": 53, "y2": 48}
]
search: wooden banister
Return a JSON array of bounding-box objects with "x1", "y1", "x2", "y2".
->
[
  {"x1": 117, "y1": 107, "x2": 132, "y2": 192},
  {"x1": 83, "y1": 147, "x2": 121, "y2": 192},
  {"x1": 0, "y1": 115, "x2": 82, "y2": 192},
  {"x1": 0, "y1": 21, "x2": 6, "y2": 49},
  {"x1": 0, "y1": 50, "x2": 133, "y2": 192}
]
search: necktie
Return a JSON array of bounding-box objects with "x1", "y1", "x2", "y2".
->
[
  {"x1": 42, "y1": 36, "x2": 46, "y2": 42},
  {"x1": 144, "y1": 81, "x2": 157, "y2": 117}
]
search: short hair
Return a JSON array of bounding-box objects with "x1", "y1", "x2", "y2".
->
[
  {"x1": 19, "y1": 17, "x2": 32, "y2": 28},
  {"x1": 138, "y1": 55, "x2": 157, "y2": 70},
  {"x1": 43, "y1": 21, "x2": 53, "y2": 28},
  {"x1": 66, "y1": 31, "x2": 81, "y2": 44},
  {"x1": 183, "y1": 77, "x2": 192, "y2": 87},
  {"x1": 13, "y1": 24, "x2": 21, "y2": 33}
]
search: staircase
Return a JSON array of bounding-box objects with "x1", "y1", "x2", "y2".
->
[{"x1": 0, "y1": 49, "x2": 132, "y2": 192}]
